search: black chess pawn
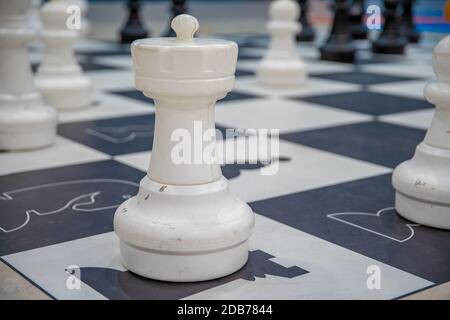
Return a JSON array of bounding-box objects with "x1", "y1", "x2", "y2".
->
[
  {"x1": 120, "y1": 0, "x2": 149, "y2": 44},
  {"x1": 349, "y1": 0, "x2": 367, "y2": 39},
  {"x1": 320, "y1": 0, "x2": 356, "y2": 63},
  {"x1": 296, "y1": 0, "x2": 315, "y2": 42},
  {"x1": 372, "y1": 0, "x2": 407, "y2": 54},
  {"x1": 399, "y1": 0, "x2": 420, "y2": 43},
  {"x1": 163, "y1": 0, "x2": 188, "y2": 37}
]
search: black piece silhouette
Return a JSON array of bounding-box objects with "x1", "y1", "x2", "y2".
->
[
  {"x1": 80, "y1": 250, "x2": 308, "y2": 299},
  {"x1": 399, "y1": 0, "x2": 420, "y2": 43},
  {"x1": 296, "y1": 0, "x2": 315, "y2": 42},
  {"x1": 372, "y1": 0, "x2": 407, "y2": 54},
  {"x1": 320, "y1": 0, "x2": 356, "y2": 63},
  {"x1": 163, "y1": 0, "x2": 188, "y2": 37},
  {"x1": 349, "y1": 0, "x2": 367, "y2": 40},
  {"x1": 120, "y1": 0, "x2": 149, "y2": 44}
]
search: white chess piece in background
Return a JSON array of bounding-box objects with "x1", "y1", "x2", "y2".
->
[
  {"x1": 35, "y1": 0, "x2": 92, "y2": 110},
  {"x1": 0, "y1": 0, "x2": 57, "y2": 151},
  {"x1": 257, "y1": 0, "x2": 308, "y2": 88},
  {"x1": 392, "y1": 35, "x2": 450, "y2": 230}
]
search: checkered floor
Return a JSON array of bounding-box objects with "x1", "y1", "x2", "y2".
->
[{"x1": 1, "y1": 34, "x2": 449, "y2": 300}]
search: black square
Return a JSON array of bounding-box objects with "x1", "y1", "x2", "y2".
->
[
  {"x1": 280, "y1": 121, "x2": 426, "y2": 168},
  {"x1": 294, "y1": 91, "x2": 433, "y2": 116},
  {"x1": 110, "y1": 89, "x2": 258, "y2": 104},
  {"x1": 311, "y1": 71, "x2": 421, "y2": 85},
  {"x1": 249, "y1": 174, "x2": 450, "y2": 284},
  {"x1": 58, "y1": 114, "x2": 237, "y2": 156},
  {"x1": 0, "y1": 160, "x2": 145, "y2": 255}
]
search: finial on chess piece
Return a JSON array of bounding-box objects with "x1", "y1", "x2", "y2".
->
[{"x1": 171, "y1": 14, "x2": 198, "y2": 42}]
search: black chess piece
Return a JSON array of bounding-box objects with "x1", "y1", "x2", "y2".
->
[
  {"x1": 399, "y1": 0, "x2": 420, "y2": 43},
  {"x1": 372, "y1": 0, "x2": 407, "y2": 54},
  {"x1": 163, "y1": 0, "x2": 188, "y2": 37},
  {"x1": 120, "y1": 0, "x2": 149, "y2": 44},
  {"x1": 349, "y1": 0, "x2": 367, "y2": 39},
  {"x1": 296, "y1": 0, "x2": 315, "y2": 42},
  {"x1": 320, "y1": 0, "x2": 356, "y2": 63}
]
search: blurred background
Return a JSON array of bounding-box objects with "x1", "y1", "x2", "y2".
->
[{"x1": 76, "y1": 0, "x2": 450, "y2": 40}]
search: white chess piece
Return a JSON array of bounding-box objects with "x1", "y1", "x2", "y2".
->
[
  {"x1": 0, "y1": 0, "x2": 57, "y2": 151},
  {"x1": 392, "y1": 35, "x2": 450, "y2": 230},
  {"x1": 256, "y1": 0, "x2": 307, "y2": 87},
  {"x1": 114, "y1": 14, "x2": 255, "y2": 282},
  {"x1": 35, "y1": 0, "x2": 92, "y2": 110}
]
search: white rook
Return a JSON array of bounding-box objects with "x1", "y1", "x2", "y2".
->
[
  {"x1": 392, "y1": 35, "x2": 450, "y2": 230},
  {"x1": 114, "y1": 14, "x2": 255, "y2": 282},
  {"x1": 257, "y1": 0, "x2": 307, "y2": 87},
  {"x1": 35, "y1": 0, "x2": 92, "y2": 110},
  {"x1": 0, "y1": 0, "x2": 57, "y2": 151}
]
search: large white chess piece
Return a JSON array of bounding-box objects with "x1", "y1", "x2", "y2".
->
[
  {"x1": 256, "y1": 0, "x2": 307, "y2": 87},
  {"x1": 0, "y1": 0, "x2": 57, "y2": 151},
  {"x1": 392, "y1": 35, "x2": 450, "y2": 230},
  {"x1": 114, "y1": 15, "x2": 255, "y2": 282},
  {"x1": 35, "y1": 0, "x2": 92, "y2": 110}
]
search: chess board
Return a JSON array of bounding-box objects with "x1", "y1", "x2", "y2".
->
[{"x1": 1, "y1": 33, "x2": 449, "y2": 300}]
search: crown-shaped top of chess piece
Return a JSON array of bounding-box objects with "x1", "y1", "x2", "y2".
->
[
  {"x1": 270, "y1": 0, "x2": 300, "y2": 21},
  {"x1": 131, "y1": 14, "x2": 238, "y2": 97}
]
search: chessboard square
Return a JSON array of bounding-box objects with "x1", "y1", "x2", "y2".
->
[
  {"x1": 0, "y1": 160, "x2": 144, "y2": 256},
  {"x1": 280, "y1": 121, "x2": 426, "y2": 168},
  {"x1": 92, "y1": 56, "x2": 133, "y2": 70},
  {"x1": 361, "y1": 62, "x2": 434, "y2": 79},
  {"x1": 234, "y1": 77, "x2": 359, "y2": 98},
  {"x1": 59, "y1": 91, "x2": 153, "y2": 123},
  {"x1": 379, "y1": 109, "x2": 435, "y2": 130},
  {"x1": 295, "y1": 91, "x2": 433, "y2": 116},
  {"x1": 57, "y1": 114, "x2": 156, "y2": 156},
  {"x1": 109, "y1": 89, "x2": 153, "y2": 104},
  {"x1": 249, "y1": 174, "x2": 450, "y2": 284},
  {"x1": 236, "y1": 59, "x2": 354, "y2": 75},
  {"x1": 0, "y1": 137, "x2": 108, "y2": 176},
  {"x1": 311, "y1": 71, "x2": 422, "y2": 85},
  {"x1": 369, "y1": 80, "x2": 430, "y2": 100},
  {"x1": 215, "y1": 98, "x2": 371, "y2": 134},
  {"x1": 87, "y1": 70, "x2": 134, "y2": 91}
]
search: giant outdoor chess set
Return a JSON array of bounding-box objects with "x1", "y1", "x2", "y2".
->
[{"x1": 1, "y1": 0, "x2": 450, "y2": 300}]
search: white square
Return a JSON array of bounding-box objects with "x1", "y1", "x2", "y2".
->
[
  {"x1": 368, "y1": 80, "x2": 430, "y2": 100},
  {"x1": 0, "y1": 137, "x2": 109, "y2": 176},
  {"x1": 59, "y1": 91, "x2": 153, "y2": 123},
  {"x1": 233, "y1": 76, "x2": 360, "y2": 98},
  {"x1": 215, "y1": 98, "x2": 371, "y2": 134},
  {"x1": 379, "y1": 109, "x2": 434, "y2": 130}
]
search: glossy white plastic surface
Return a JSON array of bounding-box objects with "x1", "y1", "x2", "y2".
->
[
  {"x1": 392, "y1": 36, "x2": 450, "y2": 229},
  {"x1": 0, "y1": 0, "x2": 57, "y2": 151},
  {"x1": 114, "y1": 15, "x2": 255, "y2": 281}
]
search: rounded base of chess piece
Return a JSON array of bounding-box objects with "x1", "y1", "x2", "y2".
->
[
  {"x1": 351, "y1": 25, "x2": 367, "y2": 40},
  {"x1": 320, "y1": 44, "x2": 355, "y2": 63},
  {"x1": 372, "y1": 38, "x2": 407, "y2": 55},
  {"x1": 257, "y1": 59, "x2": 308, "y2": 87},
  {"x1": 35, "y1": 74, "x2": 93, "y2": 110},
  {"x1": 392, "y1": 142, "x2": 450, "y2": 230},
  {"x1": 0, "y1": 92, "x2": 57, "y2": 151},
  {"x1": 406, "y1": 31, "x2": 420, "y2": 44},
  {"x1": 114, "y1": 176, "x2": 255, "y2": 282},
  {"x1": 120, "y1": 27, "x2": 148, "y2": 44},
  {"x1": 296, "y1": 27, "x2": 315, "y2": 42}
]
